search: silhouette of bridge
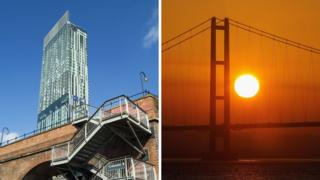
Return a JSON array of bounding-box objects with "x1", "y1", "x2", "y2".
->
[{"x1": 162, "y1": 17, "x2": 320, "y2": 160}]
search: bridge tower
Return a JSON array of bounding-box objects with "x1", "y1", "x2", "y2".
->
[{"x1": 205, "y1": 17, "x2": 235, "y2": 160}]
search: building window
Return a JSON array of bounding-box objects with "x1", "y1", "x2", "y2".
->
[{"x1": 80, "y1": 35, "x2": 83, "y2": 49}]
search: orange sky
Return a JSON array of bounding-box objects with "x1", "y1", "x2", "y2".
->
[
  {"x1": 162, "y1": 0, "x2": 320, "y2": 126},
  {"x1": 163, "y1": 0, "x2": 320, "y2": 48}
]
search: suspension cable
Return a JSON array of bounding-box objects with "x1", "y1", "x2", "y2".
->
[
  {"x1": 229, "y1": 18, "x2": 320, "y2": 54},
  {"x1": 162, "y1": 18, "x2": 224, "y2": 53},
  {"x1": 162, "y1": 16, "x2": 320, "y2": 55},
  {"x1": 162, "y1": 26, "x2": 211, "y2": 53},
  {"x1": 162, "y1": 18, "x2": 211, "y2": 45}
]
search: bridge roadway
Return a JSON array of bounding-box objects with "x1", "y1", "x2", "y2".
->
[
  {"x1": 0, "y1": 94, "x2": 159, "y2": 179},
  {"x1": 163, "y1": 121, "x2": 320, "y2": 132}
]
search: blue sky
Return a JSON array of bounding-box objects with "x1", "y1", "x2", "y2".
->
[{"x1": 0, "y1": 0, "x2": 158, "y2": 140}]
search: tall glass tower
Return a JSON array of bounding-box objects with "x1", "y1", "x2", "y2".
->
[{"x1": 37, "y1": 11, "x2": 89, "y2": 131}]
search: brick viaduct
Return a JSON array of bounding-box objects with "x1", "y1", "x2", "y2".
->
[{"x1": 0, "y1": 95, "x2": 158, "y2": 179}]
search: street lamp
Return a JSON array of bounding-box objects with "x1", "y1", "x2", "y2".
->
[
  {"x1": 1, "y1": 127, "x2": 9, "y2": 145},
  {"x1": 139, "y1": 71, "x2": 148, "y2": 95}
]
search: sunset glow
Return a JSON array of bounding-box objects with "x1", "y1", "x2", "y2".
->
[{"x1": 234, "y1": 74, "x2": 259, "y2": 98}]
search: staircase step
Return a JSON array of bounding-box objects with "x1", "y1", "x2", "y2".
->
[
  {"x1": 93, "y1": 138, "x2": 105, "y2": 144},
  {"x1": 81, "y1": 148, "x2": 95, "y2": 155},
  {"x1": 95, "y1": 135, "x2": 106, "y2": 141},
  {"x1": 74, "y1": 155, "x2": 88, "y2": 162},
  {"x1": 86, "y1": 141, "x2": 100, "y2": 146},
  {"x1": 90, "y1": 140, "x2": 105, "y2": 145},
  {"x1": 90, "y1": 139, "x2": 103, "y2": 144},
  {"x1": 84, "y1": 146, "x2": 100, "y2": 152},
  {"x1": 79, "y1": 152, "x2": 93, "y2": 158},
  {"x1": 79, "y1": 151, "x2": 95, "y2": 157},
  {"x1": 87, "y1": 142, "x2": 104, "y2": 148},
  {"x1": 76, "y1": 155, "x2": 92, "y2": 162},
  {"x1": 86, "y1": 143, "x2": 102, "y2": 149}
]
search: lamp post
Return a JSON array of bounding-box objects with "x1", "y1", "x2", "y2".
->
[
  {"x1": 1, "y1": 127, "x2": 9, "y2": 145},
  {"x1": 139, "y1": 72, "x2": 148, "y2": 95}
]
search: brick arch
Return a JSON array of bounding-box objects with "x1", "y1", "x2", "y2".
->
[
  {"x1": 19, "y1": 150, "x2": 52, "y2": 179},
  {"x1": 0, "y1": 149, "x2": 52, "y2": 180},
  {"x1": 0, "y1": 124, "x2": 78, "y2": 179}
]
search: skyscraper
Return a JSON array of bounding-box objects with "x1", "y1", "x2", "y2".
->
[{"x1": 38, "y1": 11, "x2": 88, "y2": 131}]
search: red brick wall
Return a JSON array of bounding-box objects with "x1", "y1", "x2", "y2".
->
[
  {"x1": 0, "y1": 95, "x2": 159, "y2": 179},
  {"x1": 0, "y1": 124, "x2": 77, "y2": 179},
  {"x1": 135, "y1": 95, "x2": 159, "y2": 175}
]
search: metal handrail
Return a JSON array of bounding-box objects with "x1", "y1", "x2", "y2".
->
[
  {"x1": 51, "y1": 95, "x2": 150, "y2": 163},
  {"x1": 89, "y1": 154, "x2": 110, "y2": 179},
  {"x1": 0, "y1": 91, "x2": 153, "y2": 148},
  {"x1": 129, "y1": 90, "x2": 157, "y2": 100},
  {"x1": 125, "y1": 95, "x2": 148, "y2": 115},
  {"x1": 51, "y1": 95, "x2": 112, "y2": 161},
  {"x1": 89, "y1": 155, "x2": 128, "y2": 180},
  {"x1": 0, "y1": 118, "x2": 71, "y2": 147},
  {"x1": 90, "y1": 156, "x2": 157, "y2": 180}
]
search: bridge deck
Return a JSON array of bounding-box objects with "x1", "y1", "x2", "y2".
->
[{"x1": 163, "y1": 121, "x2": 320, "y2": 133}]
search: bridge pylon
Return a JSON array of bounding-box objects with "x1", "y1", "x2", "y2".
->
[{"x1": 203, "y1": 17, "x2": 237, "y2": 161}]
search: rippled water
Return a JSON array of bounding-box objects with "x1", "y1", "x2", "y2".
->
[{"x1": 163, "y1": 159, "x2": 320, "y2": 180}]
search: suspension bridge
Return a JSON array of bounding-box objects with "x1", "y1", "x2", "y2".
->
[{"x1": 162, "y1": 17, "x2": 320, "y2": 160}]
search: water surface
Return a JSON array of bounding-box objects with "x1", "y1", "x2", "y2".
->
[{"x1": 163, "y1": 159, "x2": 320, "y2": 180}]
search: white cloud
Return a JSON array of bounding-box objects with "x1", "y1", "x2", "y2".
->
[
  {"x1": 1, "y1": 132, "x2": 19, "y2": 143},
  {"x1": 143, "y1": 25, "x2": 158, "y2": 48},
  {"x1": 143, "y1": 9, "x2": 158, "y2": 48}
]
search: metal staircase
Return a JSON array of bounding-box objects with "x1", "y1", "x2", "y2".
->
[
  {"x1": 51, "y1": 95, "x2": 152, "y2": 167},
  {"x1": 89, "y1": 156, "x2": 157, "y2": 180}
]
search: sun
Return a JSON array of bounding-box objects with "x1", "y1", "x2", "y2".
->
[{"x1": 234, "y1": 74, "x2": 259, "y2": 98}]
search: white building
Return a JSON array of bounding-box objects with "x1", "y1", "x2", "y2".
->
[{"x1": 38, "y1": 11, "x2": 89, "y2": 131}]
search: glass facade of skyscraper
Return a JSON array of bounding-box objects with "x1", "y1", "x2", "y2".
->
[{"x1": 37, "y1": 11, "x2": 89, "y2": 131}]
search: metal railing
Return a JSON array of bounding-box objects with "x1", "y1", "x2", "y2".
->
[
  {"x1": 0, "y1": 91, "x2": 156, "y2": 148},
  {"x1": 0, "y1": 118, "x2": 70, "y2": 147},
  {"x1": 90, "y1": 153, "x2": 109, "y2": 171},
  {"x1": 51, "y1": 95, "x2": 149, "y2": 163},
  {"x1": 129, "y1": 90, "x2": 157, "y2": 100},
  {"x1": 92, "y1": 156, "x2": 157, "y2": 180}
]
